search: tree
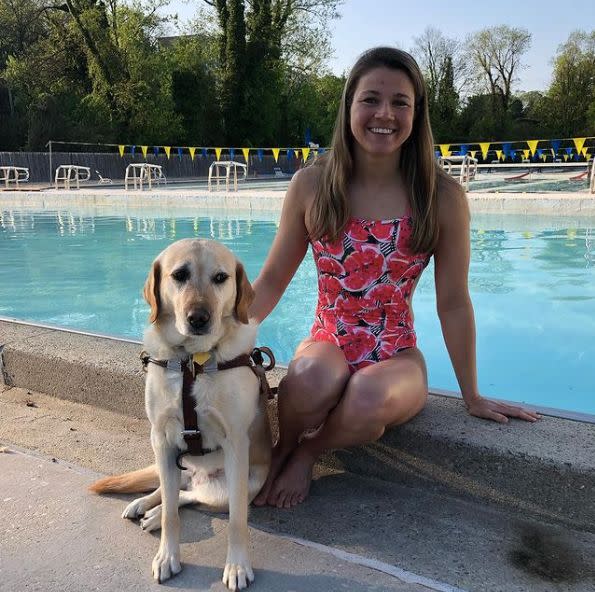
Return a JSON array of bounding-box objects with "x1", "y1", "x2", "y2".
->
[
  {"x1": 466, "y1": 25, "x2": 531, "y2": 126},
  {"x1": 201, "y1": 0, "x2": 341, "y2": 144},
  {"x1": 546, "y1": 30, "x2": 595, "y2": 136},
  {"x1": 411, "y1": 28, "x2": 470, "y2": 141}
]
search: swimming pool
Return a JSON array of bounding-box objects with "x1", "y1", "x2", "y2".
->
[{"x1": 1, "y1": 206, "x2": 594, "y2": 415}]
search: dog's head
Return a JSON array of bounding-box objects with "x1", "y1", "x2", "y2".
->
[{"x1": 143, "y1": 239, "x2": 254, "y2": 349}]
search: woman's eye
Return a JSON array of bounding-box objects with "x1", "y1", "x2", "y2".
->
[
  {"x1": 213, "y1": 272, "x2": 229, "y2": 284},
  {"x1": 172, "y1": 268, "x2": 189, "y2": 283}
]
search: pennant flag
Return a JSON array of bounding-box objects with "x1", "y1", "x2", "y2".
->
[
  {"x1": 257, "y1": 149, "x2": 264, "y2": 162},
  {"x1": 118, "y1": 145, "x2": 125, "y2": 157},
  {"x1": 523, "y1": 149, "x2": 530, "y2": 160},
  {"x1": 242, "y1": 148, "x2": 250, "y2": 163},
  {"x1": 434, "y1": 150, "x2": 441, "y2": 158},
  {"x1": 439, "y1": 144, "x2": 451, "y2": 157},
  {"x1": 215, "y1": 148, "x2": 222, "y2": 160},
  {"x1": 177, "y1": 147, "x2": 183, "y2": 159},
  {"x1": 565, "y1": 147, "x2": 573, "y2": 157},
  {"x1": 153, "y1": 146, "x2": 160, "y2": 156},
  {"x1": 502, "y1": 143, "x2": 512, "y2": 157},
  {"x1": 563, "y1": 154, "x2": 569, "y2": 162},
  {"x1": 510, "y1": 150, "x2": 516, "y2": 160},
  {"x1": 496, "y1": 150, "x2": 503, "y2": 161},
  {"x1": 318, "y1": 147, "x2": 326, "y2": 155},
  {"x1": 302, "y1": 147, "x2": 310, "y2": 162},
  {"x1": 131, "y1": 145, "x2": 136, "y2": 156},
  {"x1": 230, "y1": 148, "x2": 235, "y2": 161},
  {"x1": 272, "y1": 148, "x2": 280, "y2": 162},
  {"x1": 141, "y1": 146, "x2": 148, "y2": 158},
  {"x1": 551, "y1": 140, "x2": 562, "y2": 155},
  {"x1": 479, "y1": 143, "x2": 490, "y2": 160},
  {"x1": 164, "y1": 146, "x2": 171, "y2": 159},
  {"x1": 582, "y1": 148, "x2": 588, "y2": 157},
  {"x1": 202, "y1": 148, "x2": 208, "y2": 158},
  {"x1": 459, "y1": 144, "x2": 469, "y2": 156},
  {"x1": 536, "y1": 148, "x2": 543, "y2": 158},
  {"x1": 470, "y1": 150, "x2": 477, "y2": 160},
  {"x1": 527, "y1": 140, "x2": 539, "y2": 156},
  {"x1": 573, "y1": 137, "x2": 586, "y2": 154},
  {"x1": 189, "y1": 147, "x2": 196, "y2": 161},
  {"x1": 286, "y1": 148, "x2": 293, "y2": 160}
]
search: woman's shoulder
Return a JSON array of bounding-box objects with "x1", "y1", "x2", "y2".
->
[
  {"x1": 286, "y1": 164, "x2": 324, "y2": 210},
  {"x1": 435, "y1": 170, "x2": 469, "y2": 224},
  {"x1": 290, "y1": 163, "x2": 323, "y2": 191}
]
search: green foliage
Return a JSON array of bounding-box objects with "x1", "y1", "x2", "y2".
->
[
  {"x1": 0, "y1": 6, "x2": 592, "y2": 151},
  {"x1": 546, "y1": 30, "x2": 595, "y2": 136}
]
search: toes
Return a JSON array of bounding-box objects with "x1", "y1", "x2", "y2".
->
[{"x1": 223, "y1": 562, "x2": 254, "y2": 590}]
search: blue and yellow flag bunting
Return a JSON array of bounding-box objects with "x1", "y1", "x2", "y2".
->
[{"x1": 111, "y1": 136, "x2": 593, "y2": 164}]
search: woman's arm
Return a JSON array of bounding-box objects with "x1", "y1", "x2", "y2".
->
[
  {"x1": 433, "y1": 181, "x2": 539, "y2": 423},
  {"x1": 249, "y1": 168, "x2": 314, "y2": 323}
]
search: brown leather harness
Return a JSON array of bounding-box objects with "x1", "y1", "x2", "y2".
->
[{"x1": 140, "y1": 347, "x2": 276, "y2": 469}]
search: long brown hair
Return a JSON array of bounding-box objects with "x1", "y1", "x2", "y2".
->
[{"x1": 309, "y1": 46, "x2": 454, "y2": 253}]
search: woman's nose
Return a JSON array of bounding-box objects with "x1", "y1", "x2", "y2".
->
[{"x1": 376, "y1": 101, "x2": 394, "y2": 118}]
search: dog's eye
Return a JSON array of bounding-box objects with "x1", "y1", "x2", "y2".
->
[
  {"x1": 171, "y1": 268, "x2": 189, "y2": 283},
  {"x1": 213, "y1": 272, "x2": 229, "y2": 285}
]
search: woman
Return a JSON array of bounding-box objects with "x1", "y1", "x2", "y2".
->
[{"x1": 249, "y1": 47, "x2": 539, "y2": 509}]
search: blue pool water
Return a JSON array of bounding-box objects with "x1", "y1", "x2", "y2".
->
[{"x1": 1, "y1": 207, "x2": 594, "y2": 415}]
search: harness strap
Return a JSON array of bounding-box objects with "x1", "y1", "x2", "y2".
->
[{"x1": 140, "y1": 347, "x2": 278, "y2": 470}]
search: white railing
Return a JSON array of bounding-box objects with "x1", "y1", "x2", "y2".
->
[
  {"x1": 0, "y1": 166, "x2": 30, "y2": 188},
  {"x1": 438, "y1": 155, "x2": 478, "y2": 191},
  {"x1": 208, "y1": 161, "x2": 248, "y2": 192},
  {"x1": 124, "y1": 163, "x2": 167, "y2": 190},
  {"x1": 54, "y1": 165, "x2": 91, "y2": 190}
]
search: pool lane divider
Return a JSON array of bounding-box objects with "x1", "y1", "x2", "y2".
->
[{"x1": 1, "y1": 318, "x2": 594, "y2": 534}]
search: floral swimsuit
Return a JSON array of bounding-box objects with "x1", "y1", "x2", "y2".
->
[{"x1": 309, "y1": 215, "x2": 430, "y2": 373}]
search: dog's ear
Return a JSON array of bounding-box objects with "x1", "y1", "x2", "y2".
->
[
  {"x1": 234, "y1": 262, "x2": 254, "y2": 324},
  {"x1": 144, "y1": 260, "x2": 162, "y2": 323}
]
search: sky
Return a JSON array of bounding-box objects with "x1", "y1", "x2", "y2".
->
[{"x1": 162, "y1": 0, "x2": 593, "y2": 92}]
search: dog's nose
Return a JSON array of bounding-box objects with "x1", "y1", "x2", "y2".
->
[{"x1": 187, "y1": 308, "x2": 211, "y2": 332}]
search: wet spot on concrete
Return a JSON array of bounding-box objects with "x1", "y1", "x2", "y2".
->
[{"x1": 509, "y1": 524, "x2": 590, "y2": 583}]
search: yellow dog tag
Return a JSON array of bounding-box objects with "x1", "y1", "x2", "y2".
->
[{"x1": 192, "y1": 352, "x2": 211, "y2": 366}]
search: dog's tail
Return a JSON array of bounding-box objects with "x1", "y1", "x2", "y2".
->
[{"x1": 88, "y1": 464, "x2": 159, "y2": 494}]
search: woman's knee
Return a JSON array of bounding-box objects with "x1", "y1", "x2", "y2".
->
[
  {"x1": 342, "y1": 366, "x2": 427, "y2": 434},
  {"x1": 281, "y1": 347, "x2": 349, "y2": 415}
]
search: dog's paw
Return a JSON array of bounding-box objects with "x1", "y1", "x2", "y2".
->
[
  {"x1": 140, "y1": 505, "x2": 162, "y2": 532},
  {"x1": 222, "y1": 554, "x2": 254, "y2": 591},
  {"x1": 152, "y1": 547, "x2": 182, "y2": 583},
  {"x1": 122, "y1": 497, "x2": 149, "y2": 520}
]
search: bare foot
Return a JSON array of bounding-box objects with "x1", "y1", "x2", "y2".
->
[
  {"x1": 266, "y1": 446, "x2": 316, "y2": 508},
  {"x1": 252, "y1": 443, "x2": 292, "y2": 506}
]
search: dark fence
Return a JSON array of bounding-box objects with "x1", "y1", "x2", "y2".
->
[{"x1": 0, "y1": 151, "x2": 302, "y2": 184}]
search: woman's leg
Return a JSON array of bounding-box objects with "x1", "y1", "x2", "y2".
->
[
  {"x1": 265, "y1": 347, "x2": 428, "y2": 508},
  {"x1": 253, "y1": 339, "x2": 350, "y2": 506}
]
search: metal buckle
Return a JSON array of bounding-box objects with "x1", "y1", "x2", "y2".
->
[
  {"x1": 181, "y1": 429, "x2": 201, "y2": 437},
  {"x1": 165, "y1": 359, "x2": 183, "y2": 371}
]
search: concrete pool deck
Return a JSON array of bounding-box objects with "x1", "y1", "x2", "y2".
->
[
  {"x1": 1, "y1": 184, "x2": 595, "y2": 216},
  {"x1": 1, "y1": 319, "x2": 595, "y2": 592}
]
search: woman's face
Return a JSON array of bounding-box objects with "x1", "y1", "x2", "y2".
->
[{"x1": 349, "y1": 66, "x2": 416, "y2": 159}]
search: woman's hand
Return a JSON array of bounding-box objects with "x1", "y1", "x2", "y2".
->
[{"x1": 465, "y1": 396, "x2": 541, "y2": 423}]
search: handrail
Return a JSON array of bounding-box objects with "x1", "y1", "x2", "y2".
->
[{"x1": 208, "y1": 161, "x2": 248, "y2": 192}]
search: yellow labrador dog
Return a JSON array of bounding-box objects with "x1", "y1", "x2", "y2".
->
[{"x1": 90, "y1": 238, "x2": 272, "y2": 590}]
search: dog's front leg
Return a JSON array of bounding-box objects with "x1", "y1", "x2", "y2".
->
[
  {"x1": 151, "y1": 427, "x2": 182, "y2": 583},
  {"x1": 222, "y1": 434, "x2": 253, "y2": 591}
]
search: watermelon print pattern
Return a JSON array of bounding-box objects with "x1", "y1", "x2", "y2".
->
[{"x1": 309, "y1": 216, "x2": 430, "y2": 373}]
